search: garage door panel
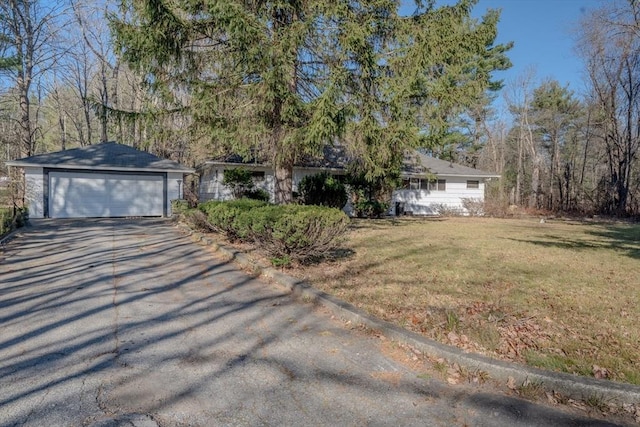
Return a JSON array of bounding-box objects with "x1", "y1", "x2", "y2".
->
[{"x1": 49, "y1": 172, "x2": 164, "y2": 218}]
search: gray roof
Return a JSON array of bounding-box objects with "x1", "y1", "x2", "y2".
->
[
  {"x1": 200, "y1": 147, "x2": 499, "y2": 178},
  {"x1": 402, "y1": 151, "x2": 500, "y2": 178},
  {"x1": 5, "y1": 142, "x2": 194, "y2": 173},
  {"x1": 203, "y1": 145, "x2": 350, "y2": 171}
]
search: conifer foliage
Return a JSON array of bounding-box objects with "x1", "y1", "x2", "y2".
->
[{"x1": 110, "y1": 0, "x2": 510, "y2": 204}]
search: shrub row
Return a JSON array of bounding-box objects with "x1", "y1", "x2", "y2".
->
[{"x1": 198, "y1": 199, "x2": 349, "y2": 264}]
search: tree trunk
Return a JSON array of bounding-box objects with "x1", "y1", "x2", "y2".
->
[
  {"x1": 274, "y1": 160, "x2": 294, "y2": 205},
  {"x1": 530, "y1": 157, "x2": 541, "y2": 209}
]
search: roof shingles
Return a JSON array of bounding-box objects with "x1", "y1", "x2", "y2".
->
[{"x1": 7, "y1": 142, "x2": 193, "y2": 173}]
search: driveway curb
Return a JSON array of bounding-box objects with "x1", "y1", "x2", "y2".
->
[{"x1": 176, "y1": 222, "x2": 640, "y2": 407}]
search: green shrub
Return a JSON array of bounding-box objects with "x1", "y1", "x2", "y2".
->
[
  {"x1": 299, "y1": 172, "x2": 347, "y2": 209},
  {"x1": 0, "y1": 208, "x2": 12, "y2": 235},
  {"x1": 196, "y1": 201, "x2": 348, "y2": 265},
  {"x1": 222, "y1": 168, "x2": 254, "y2": 199},
  {"x1": 353, "y1": 198, "x2": 388, "y2": 218},
  {"x1": 198, "y1": 200, "x2": 224, "y2": 216},
  {"x1": 0, "y1": 207, "x2": 28, "y2": 236},
  {"x1": 199, "y1": 199, "x2": 268, "y2": 240},
  {"x1": 235, "y1": 204, "x2": 349, "y2": 264},
  {"x1": 234, "y1": 204, "x2": 286, "y2": 240},
  {"x1": 245, "y1": 188, "x2": 270, "y2": 202},
  {"x1": 171, "y1": 199, "x2": 190, "y2": 215}
]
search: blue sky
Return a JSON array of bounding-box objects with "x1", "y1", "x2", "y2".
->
[
  {"x1": 464, "y1": 0, "x2": 602, "y2": 94},
  {"x1": 402, "y1": 0, "x2": 605, "y2": 107}
]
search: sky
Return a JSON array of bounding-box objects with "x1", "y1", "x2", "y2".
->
[
  {"x1": 407, "y1": 0, "x2": 606, "y2": 114},
  {"x1": 467, "y1": 0, "x2": 601, "y2": 88}
]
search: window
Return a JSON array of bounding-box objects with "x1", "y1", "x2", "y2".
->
[
  {"x1": 427, "y1": 179, "x2": 446, "y2": 191},
  {"x1": 402, "y1": 178, "x2": 422, "y2": 190},
  {"x1": 251, "y1": 171, "x2": 265, "y2": 181},
  {"x1": 466, "y1": 180, "x2": 479, "y2": 189}
]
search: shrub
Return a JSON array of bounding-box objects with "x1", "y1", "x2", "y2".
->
[
  {"x1": 245, "y1": 188, "x2": 270, "y2": 202},
  {"x1": 222, "y1": 167, "x2": 269, "y2": 201},
  {"x1": 0, "y1": 208, "x2": 12, "y2": 235},
  {"x1": 235, "y1": 204, "x2": 349, "y2": 264},
  {"x1": 353, "y1": 197, "x2": 388, "y2": 218},
  {"x1": 222, "y1": 168, "x2": 254, "y2": 199},
  {"x1": 199, "y1": 199, "x2": 268, "y2": 240},
  {"x1": 299, "y1": 172, "x2": 347, "y2": 209},
  {"x1": 461, "y1": 198, "x2": 485, "y2": 216},
  {"x1": 431, "y1": 203, "x2": 462, "y2": 217},
  {"x1": 184, "y1": 209, "x2": 214, "y2": 232},
  {"x1": 0, "y1": 207, "x2": 28, "y2": 236},
  {"x1": 233, "y1": 204, "x2": 286, "y2": 240},
  {"x1": 347, "y1": 173, "x2": 395, "y2": 218},
  {"x1": 171, "y1": 199, "x2": 190, "y2": 215},
  {"x1": 196, "y1": 201, "x2": 348, "y2": 265}
]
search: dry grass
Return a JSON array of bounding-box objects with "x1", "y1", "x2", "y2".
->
[{"x1": 289, "y1": 217, "x2": 640, "y2": 385}]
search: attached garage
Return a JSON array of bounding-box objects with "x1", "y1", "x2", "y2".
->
[
  {"x1": 49, "y1": 171, "x2": 165, "y2": 218},
  {"x1": 6, "y1": 142, "x2": 194, "y2": 219}
]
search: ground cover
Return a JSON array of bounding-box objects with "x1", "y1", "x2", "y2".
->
[{"x1": 288, "y1": 217, "x2": 640, "y2": 385}]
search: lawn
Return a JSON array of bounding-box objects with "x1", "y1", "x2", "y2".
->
[{"x1": 289, "y1": 217, "x2": 640, "y2": 385}]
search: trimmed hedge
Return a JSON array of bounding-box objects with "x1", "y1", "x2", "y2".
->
[
  {"x1": 236, "y1": 204, "x2": 349, "y2": 263},
  {"x1": 198, "y1": 199, "x2": 268, "y2": 239},
  {"x1": 197, "y1": 200, "x2": 349, "y2": 264}
]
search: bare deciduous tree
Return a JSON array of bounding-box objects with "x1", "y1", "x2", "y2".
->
[{"x1": 577, "y1": 0, "x2": 640, "y2": 216}]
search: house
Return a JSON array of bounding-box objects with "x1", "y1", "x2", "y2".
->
[
  {"x1": 197, "y1": 146, "x2": 349, "y2": 202},
  {"x1": 5, "y1": 142, "x2": 194, "y2": 219},
  {"x1": 394, "y1": 151, "x2": 500, "y2": 215},
  {"x1": 197, "y1": 148, "x2": 499, "y2": 216}
]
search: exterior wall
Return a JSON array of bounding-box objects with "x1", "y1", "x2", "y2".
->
[
  {"x1": 199, "y1": 165, "x2": 274, "y2": 202},
  {"x1": 391, "y1": 176, "x2": 486, "y2": 216},
  {"x1": 167, "y1": 172, "x2": 185, "y2": 216},
  {"x1": 198, "y1": 165, "x2": 346, "y2": 204},
  {"x1": 24, "y1": 167, "x2": 44, "y2": 218}
]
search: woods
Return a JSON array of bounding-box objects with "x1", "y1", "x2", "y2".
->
[{"x1": 1, "y1": 0, "x2": 640, "y2": 216}]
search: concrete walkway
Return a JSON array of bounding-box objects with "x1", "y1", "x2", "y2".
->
[{"x1": 0, "y1": 219, "x2": 625, "y2": 426}]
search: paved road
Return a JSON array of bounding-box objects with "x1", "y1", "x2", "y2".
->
[{"x1": 0, "y1": 219, "x2": 622, "y2": 426}]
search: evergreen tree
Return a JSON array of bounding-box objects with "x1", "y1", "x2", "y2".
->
[{"x1": 111, "y1": 0, "x2": 510, "y2": 204}]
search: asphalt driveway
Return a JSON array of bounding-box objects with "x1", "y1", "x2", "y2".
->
[{"x1": 0, "y1": 219, "x2": 621, "y2": 426}]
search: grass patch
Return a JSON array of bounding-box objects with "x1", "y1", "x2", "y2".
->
[{"x1": 291, "y1": 217, "x2": 640, "y2": 384}]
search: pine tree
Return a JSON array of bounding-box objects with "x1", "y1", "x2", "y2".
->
[{"x1": 110, "y1": 0, "x2": 510, "y2": 203}]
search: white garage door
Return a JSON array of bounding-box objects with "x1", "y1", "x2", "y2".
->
[{"x1": 49, "y1": 171, "x2": 164, "y2": 218}]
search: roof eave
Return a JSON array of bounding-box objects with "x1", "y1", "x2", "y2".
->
[
  {"x1": 5, "y1": 161, "x2": 194, "y2": 174},
  {"x1": 402, "y1": 171, "x2": 501, "y2": 179},
  {"x1": 199, "y1": 161, "x2": 346, "y2": 172}
]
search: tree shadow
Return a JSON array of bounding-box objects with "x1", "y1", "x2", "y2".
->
[
  {"x1": 0, "y1": 219, "x2": 623, "y2": 426},
  {"x1": 506, "y1": 223, "x2": 640, "y2": 260}
]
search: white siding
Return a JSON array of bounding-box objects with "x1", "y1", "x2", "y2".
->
[
  {"x1": 292, "y1": 169, "x2": 323, "y2": 192},
  {"x1": 199, "y1": 165, "x2": 274, "y2": 202},
  {"x1": 24, "y1": 167, "x2": 44, "y2": 218},
  {"x1": 391, "y1": 176, "x2": 486, "y2": 216},
  {"x1": 199, "y1": 166, "x2": 349, "y2": 203}
]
